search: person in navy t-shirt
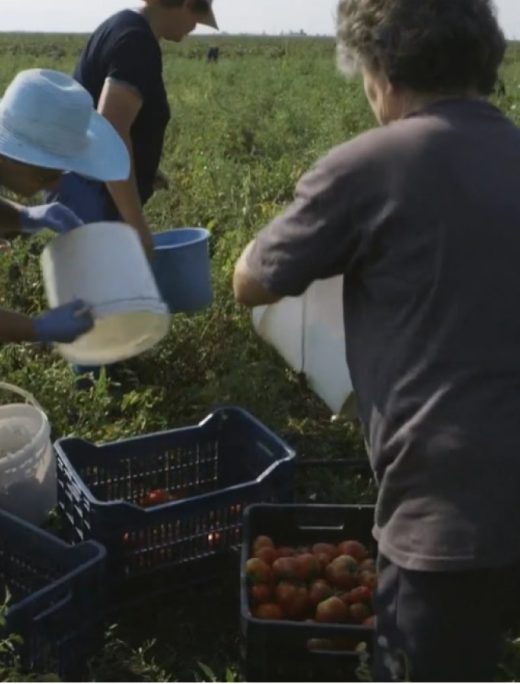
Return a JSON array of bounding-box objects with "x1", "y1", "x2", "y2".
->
[{"x1": 48, "y1": 0, "x2": 218, "y2": 259}]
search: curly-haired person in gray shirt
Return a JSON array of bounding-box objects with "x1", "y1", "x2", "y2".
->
[{"x1": 234, "y1": 0, "x2": 520, "y2": 680}]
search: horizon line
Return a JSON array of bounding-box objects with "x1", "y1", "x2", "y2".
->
[{"x1": 0, "y1": 29, "x2": 335, "y2": 37}]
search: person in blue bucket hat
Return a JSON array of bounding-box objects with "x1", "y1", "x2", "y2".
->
[{"x1": 0, "y1": 68, "x2": 130, "y2": 345}]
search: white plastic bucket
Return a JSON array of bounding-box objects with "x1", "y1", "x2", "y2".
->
[
  {"x1": 0, "y1": 382, "x2": 55, "y2": 525},
  {"x1": 40, "y1": 222, "x2": 171, "y2": 365},
  {"x1": 252, "y1": 276, "x2": 355, "y2": 416}
]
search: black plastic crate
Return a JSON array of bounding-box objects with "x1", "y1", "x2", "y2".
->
[
  {"x1": 240, "y1": 504, "x2": 376, "y2": 682},
  {"x1": 0, "y1": 507, "x2": 106, "y2": 679},
  {"x1": 55, "y1": 407, "x2": 295, "y2": 598}
]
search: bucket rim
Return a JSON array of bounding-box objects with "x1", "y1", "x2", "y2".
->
[
  {"x1": 91, "y1": 297, "x2": 170, "y2": 319},
  {"x1": 0, "y1": 403, "x2": 50, "y2": 467},
  {"x1": 56, "y1": 307, "x2": 171, "y2": 365},
  {"x1": 153, "y1": 227, "x2": 210, "y2": 250},
  {"x1": 40, "y1": 221, "x2": 139, "y2": 256}
]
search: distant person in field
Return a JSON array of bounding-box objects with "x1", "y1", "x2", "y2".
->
[
  {"x1": 0, "y1": 69, "x2": 129, "y2": 345},
  {"x1": 47, "y1": 0, "x2": 218, "y2": 260},
  {"x1": 234, "y1": 0, "x2": 519, "y2": 680},
  {"x1": 207, "y1": 46, "x2": 220, "y2": 63}
]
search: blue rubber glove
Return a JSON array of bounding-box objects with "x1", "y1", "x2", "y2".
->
[
  {"x1": 33, "y1": 300, "x2": 94, "y2": 343},
  {"x1": 20, "y1": 202, "x2": 84, "y2": 235}
]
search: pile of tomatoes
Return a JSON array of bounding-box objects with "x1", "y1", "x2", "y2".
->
[{"x1": 245, "y1": 535, "x2": 377, "y2": 626}]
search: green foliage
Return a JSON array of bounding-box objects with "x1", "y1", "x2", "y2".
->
[
  {"x1": 88, "y1": 625, "x2": 170, "y2": 682},
  {"x1": 196, "y1": 661, "x2": 238, "y2": 682},
  {"x1": 0, "y1": 32, "x2": 519, "y2": 682},
  {"x1": 0, "y1": 591, "x2": 60, "y2": 682}
]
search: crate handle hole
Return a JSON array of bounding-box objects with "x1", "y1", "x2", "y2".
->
[
  {"x1": 297, "y1": 524, "x2": 345, "y2": 532},
  {"x1": 306, "y1": 637, "x2": 368, "y2": 656}
]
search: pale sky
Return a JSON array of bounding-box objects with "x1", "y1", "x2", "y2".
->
[{"x1": 1, "y1": 0, "x2": 520, "y2": 38}]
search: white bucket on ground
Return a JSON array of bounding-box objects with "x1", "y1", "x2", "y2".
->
[
  {"x1": 252, "y1": 275, "x2": 355, "y2": 416},
  {"x1": 40, "y1": 222, "x2": 171, "y2": 365},
  {"x1": 0, "y1": 382, "x2": 55, "y2": 525}
]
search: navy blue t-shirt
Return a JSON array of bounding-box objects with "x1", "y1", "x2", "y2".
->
[{"x1": 74, "y1": 10, "x2": 171, "y2": 204}]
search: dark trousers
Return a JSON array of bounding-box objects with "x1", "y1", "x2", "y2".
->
[{"x1": 374, "y1": 555, "x2": 520, "y2": 682}]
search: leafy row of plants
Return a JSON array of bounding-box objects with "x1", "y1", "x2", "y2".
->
[{"x1": 1, "y1": 34, "x2": 519, "y2": 681}]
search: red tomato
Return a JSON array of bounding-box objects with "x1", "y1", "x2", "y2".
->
[
  {"x1": 311, "y1": 542, "x2": 338, "y2": 560},
  {"x1": 141, "y1": 488, "x2": 170, "y2": 507},
  {"x1": 272, "y1": 556, "x2": 298, "y2": 580},
  {"x1": 337, "y1": 540, "x2": 369, "y2": 562},
  {"x1": 293, "y1": 553, "x2": 320, "y2": 582},
  {"x1": 295, "y1": 545, "x2": 311, "y2": 554},
  {"x1": 250, "y1": 583, "x2": 273, "y2": 605},
  {"x1": 315, "y1": 596, "x2": 349, "y2": 623},
  {"x1": 359, "y1": 558, "x2": 376, "y2": 572},
  {"x1": 246, "y1": 558, "x2": 273, "y2": 584},
  {"x1": 347, "y1": 585, "x2": 372, "y2": 605},
  {"x1": 276, "y1": 545, "x2": 297, "y2": 558},
  {"x1": 122, "y1": 531, "x2": 136, "y2": 548},
  {"x1": 253, "y1": 535, "x2": 275, "y2": 551},
  {"x1": 254, "y1": 545, "x2": 278, "y2": 565},
  {"x1": 314, "y1": 551, "x2": 332, "y2": 574},
  {"x1": 253, "y1": 603, "x2": 285, "y2": 620},
  {"x1": 349, "y1": 602, "x2": 371, "y2": 624},
  {"x1": 325, "y1": 555, "x2": 359, "y2": 589},
  {"x1": 358, "y1": 570, "x2": 377, "y2": 590},
  {"x1": 308, "y1": 579, "x2": 334, "y2": 608},
  {"x1": 275, "y1": 582, "x2": 310, "y2": 620}
]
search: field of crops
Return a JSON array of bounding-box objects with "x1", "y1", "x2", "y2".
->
[{"x1": 1, "y1": 32, "x2": 520, "y2": 681}]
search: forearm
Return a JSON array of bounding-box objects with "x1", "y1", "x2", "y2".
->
[
  {"x1": 0, "y1": 197, "x2": 23, "y2": 237},
  {"x1": 106, "y1": 133, "x2": 149, "y2": 238},
  {"x1": 96, "y1": 79, "x2": 153, "y2": 257},
  {"x1": 233, "y1": 240, "x2": 282, "y2": 307},
  {"x1": 0, "y1": 309, "x2": 36, "y2": 343}
]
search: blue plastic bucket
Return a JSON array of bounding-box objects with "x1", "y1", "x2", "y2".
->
[{"x1": 152, "y1": 228, "x2": 212, "y2": 313}]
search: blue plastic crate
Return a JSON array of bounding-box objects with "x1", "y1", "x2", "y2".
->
[
  {"x1": 240, "y1": 504, "x2": 376, "y2": 682},
  {"x1": 55, "y1": 407, "x2": 296, "y2": 593},
  {"x1": 0, "y1": 507, "x2": 106, "y2": 678}
]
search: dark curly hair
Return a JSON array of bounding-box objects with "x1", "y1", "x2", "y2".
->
[{"x1": 336, "y1": 0, "x2": 506, "y2": 95}]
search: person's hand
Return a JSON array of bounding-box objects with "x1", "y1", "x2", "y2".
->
[
  {"x1": 33, "y1": 299, "x2": 94, "y2": 343},
  {"x1": 20, "y1": 202, "x2": 84, "y2": 235}
]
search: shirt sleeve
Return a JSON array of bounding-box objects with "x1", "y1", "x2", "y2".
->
[
  {"x1": 246, "y1": 144, "x2": 369, "y2": 297},
  {"x1": 105, "y1": 29, "x2": 161, "y2": 102}
]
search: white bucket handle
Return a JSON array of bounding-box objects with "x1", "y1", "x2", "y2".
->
[{"x1": 0, "y1": 382, "x2": 45, "y2": 413}]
